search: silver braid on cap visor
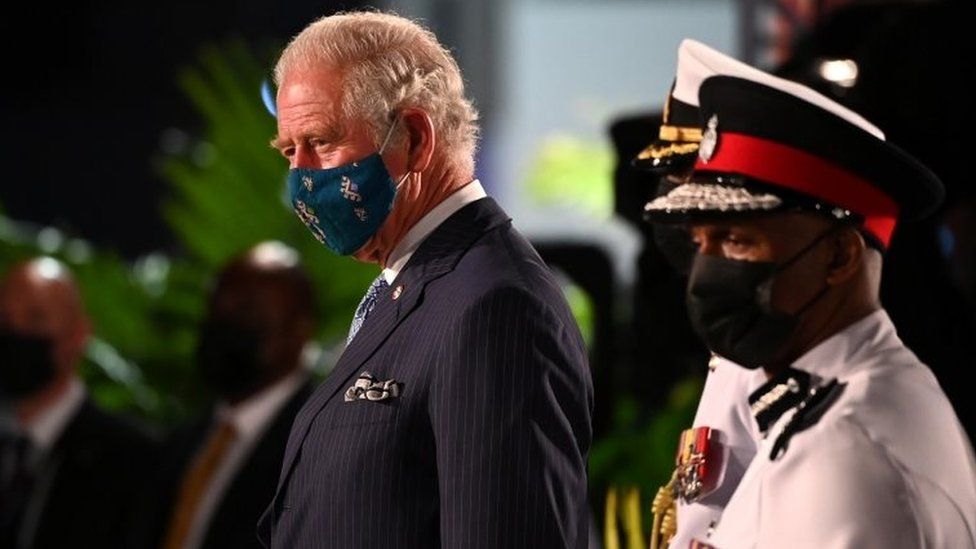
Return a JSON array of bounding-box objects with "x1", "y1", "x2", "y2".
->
[{"x1": 645, "y1": 183, "x2": 783, "y2": 214}]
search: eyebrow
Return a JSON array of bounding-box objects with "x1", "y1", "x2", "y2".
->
[
  {"x1": 269, "y1": 135, "x2": 290, "y2": 150},
  {"x1": 269, "y1": 115, "x2": 346, "y2": 151}
]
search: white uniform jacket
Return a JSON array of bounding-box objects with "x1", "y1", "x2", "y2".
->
[{"x1": 706, "y1": 310, "x2": 976, "y2": 549}]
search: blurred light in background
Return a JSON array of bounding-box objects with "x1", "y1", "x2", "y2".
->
[
  {"x1": 37, "y1": 227, "x2": 65, "y2": 255},
  {"x1": 31, "y1": 256, "x2": 67, "y2": 280},
  {"x1": 248, "y1": 240, "x2": 300, "y2": 269},
  {"x1": 818, "y1": 58, "x2": 858, "y2": 88},
  {"x1": 160, "y1": 127, "x2": 192, "y2": 156},
  {"x1": 134, "y1": 253, "x2": 171, "y2": 297}
]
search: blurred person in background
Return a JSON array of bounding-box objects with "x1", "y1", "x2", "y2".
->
[
  {"x1": 0, "y1": 257, "x2": 158, "y2": 549},
  {"x1": 141, "y1": 241, "x2": 315, "y2": 549},
  {"x1": 260, "y1": 11, "x2": 593, "y2": 549}
]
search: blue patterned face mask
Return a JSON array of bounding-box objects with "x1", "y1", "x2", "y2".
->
[{"x1": 287, "y1": 117, "x2": 405, "y2": 255}]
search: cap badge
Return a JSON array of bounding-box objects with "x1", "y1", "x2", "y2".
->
[{"x1": 699, "y1": 114, "x2": 719, "y2": 163}]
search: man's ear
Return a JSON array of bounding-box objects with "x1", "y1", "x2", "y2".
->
[
  {"x1": 400, "y1": 107, "x2": 435, "y2": 173},
  {"x1": 825, "y1": 227, "x2": 866, "y2": 286}
]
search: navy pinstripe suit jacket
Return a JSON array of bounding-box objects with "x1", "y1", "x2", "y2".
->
[{"x1": 257, "y1": 197, "x2": 593, "y2": 548}]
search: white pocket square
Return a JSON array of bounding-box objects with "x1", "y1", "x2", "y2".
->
[{"x1": 344, "y1": 371, "x2": 401, "y2": 402}]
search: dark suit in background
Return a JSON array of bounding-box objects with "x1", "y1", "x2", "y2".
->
[
  {"x1": 10, "y1": 399, "x2": 158, "y2": 549},
  {"x1": 259, "y1": 198, "x2": 594, "y2": 548},
  {"x1": 142, "y1": 381, "x2": 313, "y2": 549},
  {"x1": 132, "y1": 239, "x2": 319, "y2": 549}
]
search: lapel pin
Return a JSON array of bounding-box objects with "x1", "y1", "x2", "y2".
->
[{"x1": 392, "y1": 285, "x2": 403, "y2": 300}]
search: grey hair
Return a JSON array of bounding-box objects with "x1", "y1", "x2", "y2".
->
[{"x1": 275, "y1": 11, "x2": 479, "y2": 177}]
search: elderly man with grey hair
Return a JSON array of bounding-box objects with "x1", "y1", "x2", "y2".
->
[{"x1": 257, "y1": 11, "x2": 593, "y2": 549}]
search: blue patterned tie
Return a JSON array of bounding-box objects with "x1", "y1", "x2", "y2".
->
[{"x1": 347, "y1": 275, "x2": 389, "y2": 344}]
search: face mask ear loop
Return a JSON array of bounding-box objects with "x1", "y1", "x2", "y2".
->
[
  {"x1": 769, "y1": 225, "x2": 843, "y2": 318},
  {"x1": 378, "y1": 114, "x2": 411, "y2": 189},
  {"x1": 792, "y1": 281, "x2": 832, "y2": 317},
  {"x1": 378, "y1": 114, "x2": 400, "y2": 155},
  {"x1": 775, "y1": 224, "x2": 843, "y2": 275},
  {"x1": 379, "y1": 114, "x2": 413, "y2": 190},
  {"x1": 394, "y1": 171, "x2": 411, "y2": 190}
]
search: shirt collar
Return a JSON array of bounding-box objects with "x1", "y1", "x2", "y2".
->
[
  {"x1": 25, "y1": 377, "x2": 86, "y2": 453},
  {"x1": 791, "y1": 308, "x2": 897, "y2": 382},
  {"x1": 381, "y1": 180, "x2": 487, "y2": 285},
  {"x1": 216, "y1": 369, "x2": 308, "y2": 441}
]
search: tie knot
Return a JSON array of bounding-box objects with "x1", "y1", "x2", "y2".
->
[
  {"x1": 347, "y1": 275, "x2": 390, "y2": 345},
  {"x1": 366, "y1": 276, "x2": 389, "y2": 298}
]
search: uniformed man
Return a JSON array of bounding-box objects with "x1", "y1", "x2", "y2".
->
[
  {"x1": 644, "y1": 67, "x2": 976, "y2": 547},
  {"x1": 634, "y1": 40, "x2": 782, "y2": 549}
]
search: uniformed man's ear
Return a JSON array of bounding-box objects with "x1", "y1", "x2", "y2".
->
[
  {"x1": 825, "y1": 227, "x2": 865, "y2": 286},
  {"x1": 400, "y1": 107, "x2": 435, "y2": 173}
]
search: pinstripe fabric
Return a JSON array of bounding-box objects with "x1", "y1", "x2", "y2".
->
[{"x1": 257, "y1": 198, "x2": 593, "y2": 548}]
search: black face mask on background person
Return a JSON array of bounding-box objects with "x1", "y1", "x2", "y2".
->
[
  {"x1": 0, "y1": 329, "x2": 57, "y2": 399},
  {"x1": 196, "y1": 319, "x2": 270, "y2": 400},
  {"x1": 685, "y1": 227, "x2": 838, "y2": 369}
]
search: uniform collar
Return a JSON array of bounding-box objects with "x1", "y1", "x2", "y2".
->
[
  {"x1": 382, "y1": 180, "x2": 487, "y2": 284},
  {"x1": 746, "y1": 309, "x2": 896, "y2": 435},
  {"x1": 791, "y1": 308, "x2": 897, "y2": 382}
]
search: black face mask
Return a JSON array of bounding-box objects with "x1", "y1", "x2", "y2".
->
[
  {"x1": 196, "y1": 319, "x2": 269, "y2": 400},
  {"x1": 0, "y1": 329, "x2": 57, "y2": 399},
  {"x1": 685, "y1": 228, "x2": 836, "y2": 369}
]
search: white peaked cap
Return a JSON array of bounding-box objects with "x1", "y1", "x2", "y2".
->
[{"x1": 671, "y1": 39, "x2": 885, "y2": 140}]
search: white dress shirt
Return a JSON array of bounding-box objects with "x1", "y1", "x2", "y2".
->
[
  {"x1": 181, "y1": 369, "x2": 309, "y2": 549},
  {"x1": 707, "y1": 309, "x2": 976, "y2": 549},
  {"x1": 25, "y1": 377, "x2": 85, "y2": 459},
  {"x1": 8, "y1": 377, "x2": 86, "y2": 547},
  {"x1": 381, "y1": 180, "x2": 487, "y2": 284},
  {"x1": 669, "y1": 357, "x2": 764, "y2": 549}
]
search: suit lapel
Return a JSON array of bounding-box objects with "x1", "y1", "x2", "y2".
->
[{"x1": 267, "y1": 197, "x2": 511, "y2": 510}]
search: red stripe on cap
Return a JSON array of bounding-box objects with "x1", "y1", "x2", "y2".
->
[{"x1": 695, "y1": 132, "x2": 899, "y2": 246}]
